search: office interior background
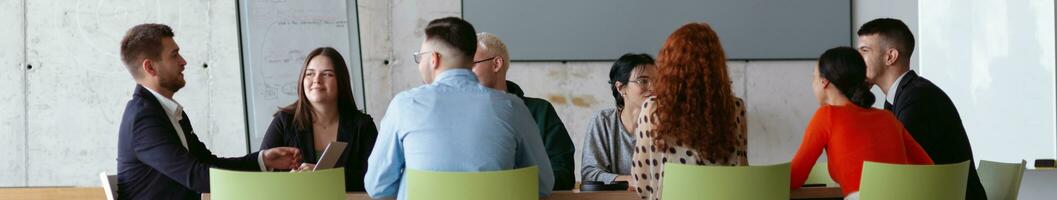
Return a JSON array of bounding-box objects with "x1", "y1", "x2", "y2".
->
[{"x1": 0, "y1": 0, "x2": 1053, "y2": 197}]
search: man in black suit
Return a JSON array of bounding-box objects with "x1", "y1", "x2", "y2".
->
[
  {"x1": 857, "y1": 18, "x2": 986, "y2": 200},
  {"x1": 116, "y1": 23, "x2": 302, "y2": 200}
]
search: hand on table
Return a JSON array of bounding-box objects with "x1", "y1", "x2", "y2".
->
[{"x1": 263, "y1": 147, "x2": 301, "y2": 170}]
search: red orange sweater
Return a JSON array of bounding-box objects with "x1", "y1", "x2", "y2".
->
[{"x1": 790, "y1": 104, "x2": 933, "y2": 196}]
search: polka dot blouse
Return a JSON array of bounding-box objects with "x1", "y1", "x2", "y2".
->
[{"x1": 630, "y1": 97, "x2": 749, "y2": 200}]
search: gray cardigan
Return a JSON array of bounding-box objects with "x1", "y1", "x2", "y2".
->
[{"x1": 580, "y1": 108, "x2": 636, "y2": 182}]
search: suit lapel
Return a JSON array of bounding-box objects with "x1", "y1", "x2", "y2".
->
[{"x1": 891, "y1": 70, "x2": 918, "y2": 115}]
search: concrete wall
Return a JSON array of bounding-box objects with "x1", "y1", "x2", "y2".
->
[
  {"x1": 0, "y1": 0, "x2": 27, "y2": 186},
  {"x1": 0, "y1": 0, "x2": 247, "y2": 186},
  {"x1": 0, "y1": 0, "x2": 917, "y2": 186}
]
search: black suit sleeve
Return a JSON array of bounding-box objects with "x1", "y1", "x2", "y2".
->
[{"x1": 131, "y1": 112, "x2": 259, "y2": 193}]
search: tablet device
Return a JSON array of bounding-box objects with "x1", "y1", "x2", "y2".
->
[{"x1": 313, "y1": 141, "x2": 348, "y2": 171}]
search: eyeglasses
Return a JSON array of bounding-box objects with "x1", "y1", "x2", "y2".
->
[
  {"x1": 628, "y1": 78, "x2": 651, "y2": 88},
  {"x1": 473, "y1": 56, "x2": 497, "y2": 64},
  {"x1": 412, "y1": 51, "x2": 434, "y2": 64}
]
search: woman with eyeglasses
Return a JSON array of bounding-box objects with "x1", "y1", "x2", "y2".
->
[{"x1": 581, "y1": 53, "x2": 656, "y2": 185}]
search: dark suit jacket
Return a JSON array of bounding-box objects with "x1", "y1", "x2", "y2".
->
[
  {"x1": 259, "y1": 111, "x2": 378, "y2": 192},
  {"x1": 117, "y1": 85, "x2": 261, "y2": 200},
  {"x1": 885, "y1": 71, "x2": 987, "y2": 200},
  {"x1": 507, "y1": 81, "x2": 576, "y2": 190}
]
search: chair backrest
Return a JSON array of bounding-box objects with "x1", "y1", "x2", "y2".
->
[
  {"x1": 405, "y1": 166, "x2": 538, "y2": 200},
  {"x1": 99, "y1": 172, "x2": 117, "y2": 200},
  {"x1": 859, "y1": 161, "x2": 969, "y2": 200},
  {"x1": 209, "y1": 168, "x2": 345, "y2": 200},
  {"x1": 978, "y1": 160, "x2": 1027, "y2": 200},
  {"x1": 805, "y1": 162, "x2": 839, "y2": 187},
  {"x1": 661, "y1": 163, "x2": 790, "y2": 200}
]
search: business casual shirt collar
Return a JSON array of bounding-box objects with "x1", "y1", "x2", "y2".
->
[
  {"x1": 432, "y1": 68, "x2": 478, "y2": 85},
  {"x1": 143, "y1": 86, "x2": 188, "y2": 149},
  {"x1": 144, "y1": 86, "x2": 184, "y2": 122},
  {"x1": 886, "y1": 70, "x2": 911, "y2": 104}
]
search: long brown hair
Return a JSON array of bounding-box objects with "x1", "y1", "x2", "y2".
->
[
  {"x1": 279, "y1": 47, "x2": 361, "y2": 130},
  {"x1": 651, "y1": 23, "x2": 739, "y2": 161}
]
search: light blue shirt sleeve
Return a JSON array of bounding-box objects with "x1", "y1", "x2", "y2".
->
[
  {"x1": 364, "y1": 95, "x2": 407, "y2": 199},
  {"x1": 511, "y1": 101, "x2": 555, "y2": 196}
]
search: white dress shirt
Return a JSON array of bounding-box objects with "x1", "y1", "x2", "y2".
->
[
  {"x1": 144, "y1": 86, "x2": 267, "y2": 171},
  {"x1": 886, "y1": 71, "x2": 911, "y2": 104}
]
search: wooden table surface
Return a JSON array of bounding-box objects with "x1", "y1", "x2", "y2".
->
[
  {"x1": 0, "y1": 185, "x2": 841, "y2": 200},
  {"x1": 0, "y1": 187, "x2": 106, "y2": 200},
  {"x1": 201, "y1": 187, "x2": 844, "y2": 200}
]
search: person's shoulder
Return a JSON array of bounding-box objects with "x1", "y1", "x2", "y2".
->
[
  {"x1": 486, "y1": 86, "x2": 527, "y2": 105},
  {"x1": 903, "y1": 75, "x2": 947, "y2": 98},
  {"x1": 390, "y1": 86, "x2": 427, "y2": 105},
  {"x1": 594, "y1": 107, "x2": 619, "y2": 121},
  {"x1": 347, "y1": 111, "x2": 375, "y2": 125},
  {"x1": 520, "y1": 96, "x2": 555, "y2": 111},
  {"x1": 901, "y1": 75, "x2": 958, "y2": 107},
  {"x1": 813, "y1": 105, "x2": 840, "y2": 117}
]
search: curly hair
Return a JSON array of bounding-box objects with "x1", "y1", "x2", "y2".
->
[{"x1": 650, "y1": 22, "x2": 739, "y2": 162}]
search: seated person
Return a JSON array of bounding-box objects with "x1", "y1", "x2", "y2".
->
[
  {"x1": 364, "y1": 17, "x2": 554, "y2": 199},
  {"x1": 581, "y1": 53, "x2": 655, "y2": 183},
  {"x1": 470, "y1": 32, "x2": 576, "y2": 190},
  {"x1": 789, "y1": 46, "x2": 934, "y2": 198},
  {"x1": 631, "y1": 22, "x2": 749, "y2": 200},
  {"x1": 260, "y1": 47, "x2": 378, "y2": 192},
  {"x1": 116, "y1": 23, "x2": 301, "y2": 199},
  {"x1": 858, "y1": 18, "x2": 985, "y2": 199}
]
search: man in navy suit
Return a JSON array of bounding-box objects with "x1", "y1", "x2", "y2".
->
[
  {"x1": 857, "y1": 18, "x2": 986, "y2": 200},
  {"x1": 116, "y1": 23, "x2": 302, "y2": 200}
]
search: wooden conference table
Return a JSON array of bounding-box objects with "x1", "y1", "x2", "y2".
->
[
  {"x1": 0, "y1": 185, "x2": 842, "y2": 200},
  {"x1": 200, "y1": 186, "x2": 844, "y2": 200}
]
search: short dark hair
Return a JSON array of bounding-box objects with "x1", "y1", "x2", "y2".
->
[
  {"x1": 608, "y1": 53, "x2": 654, "y2": 109},
  {"x1": 857, "y1": 18, "x2": 915, "y2": 62},
  {"x1": 120, "y1": 23, "x2": 174, "y2": 78},
  {"x1": 424, "y1": 17, "x2": 478, "y2": 61},
  {"x1": 818, "y1": 47, "x2": 875, "y2": 108}
]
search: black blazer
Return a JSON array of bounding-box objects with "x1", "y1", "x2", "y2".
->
[
  {"x1": 885, "y1": 71, "x2": 987, "y2": 200},
  {"x1": 260, "y1": 110, "x2": 378, "y2": 192},
  {"x1": 117, "y1": 85, "x2": 261, "y2": 200}
]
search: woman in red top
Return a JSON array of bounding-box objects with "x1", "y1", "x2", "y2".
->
[{"x1": 790, "y1": 47, "x2": 933, "y2": 198}]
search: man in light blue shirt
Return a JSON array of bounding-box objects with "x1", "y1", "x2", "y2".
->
[{"x1": 364, "y1": 16, "x2": 554, "y2": 199}]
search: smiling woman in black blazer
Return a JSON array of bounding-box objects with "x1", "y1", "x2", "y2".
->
[{"x1": 259, "y1": 47, "x2": 378, "y2": 192}]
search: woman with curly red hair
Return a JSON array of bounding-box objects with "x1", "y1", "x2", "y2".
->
[{"x1": 630, "y1": 22, "x2": 749, "y2": 200}]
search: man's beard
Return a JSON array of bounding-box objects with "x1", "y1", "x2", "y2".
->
[{"x1": 160, "y1": 76, "x2": 185, "y2": 93}]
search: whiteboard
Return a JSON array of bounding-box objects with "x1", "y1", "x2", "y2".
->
[
  {"x1": 919, "y1": 0, "x2": 1056, "y2": 168},
  {"x1": 463, "y1": 0, "x2": 851, "y2": 61},
  {"x1": 238, "y1": 0, "x2": 365, "y2": 150}
]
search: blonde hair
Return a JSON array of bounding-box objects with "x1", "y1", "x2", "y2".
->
[{"x1": 476, "y1": 32, "x2": 510, "y2": 69}]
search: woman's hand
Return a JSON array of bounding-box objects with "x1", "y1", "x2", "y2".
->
[{"x1": 289, "y1": 163, "x2": 317, "y2": 172}]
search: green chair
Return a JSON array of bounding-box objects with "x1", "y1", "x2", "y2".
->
[
  {"x1": 859, "y1": 161, "x2": 969, "y2": 200},
  {"x1": 209, "y1": 168, "x2": 345, "y2": 200},
  {"x1": 804, "y1": 162, "x2": 839, "y2": 187},
  {"x1": 978, "y1": 160, "x2": 1027, "y2": 200},
  {"x1": 661, "y1": 163, "x2": 790, "y2": 200},
  {"x1": 405, "y1": 166, "x2": 538, "y2": 200}
]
